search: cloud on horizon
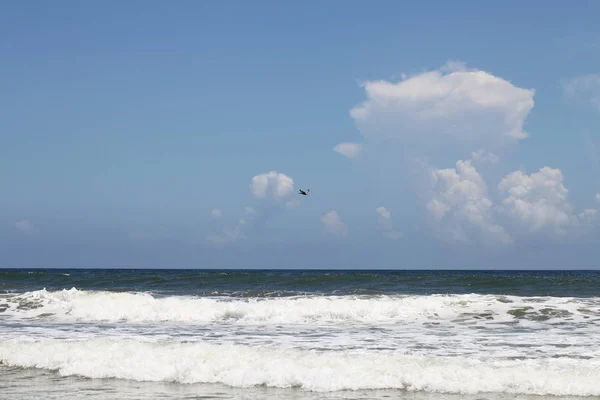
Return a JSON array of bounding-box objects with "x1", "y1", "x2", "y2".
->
[
  {"x1": 336, "y1": 61, "x2": 598, "y2": 246},
  {"x1": 204, "y1": 63, "x2": 598, "y2": 248},
  {"x1": 497, "y1": 167, "x2": 594, "y2": 238},
  {"x1": 427, "y1": 160, "x2": 512, "y2": 246}
]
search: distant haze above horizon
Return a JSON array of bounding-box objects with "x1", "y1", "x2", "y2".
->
[{"x1": 2, "y1": 1, "x2": 600, "y2": 269}]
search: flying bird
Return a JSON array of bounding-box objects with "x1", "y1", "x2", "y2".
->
[{"x1": 298, "y1": 189, "x2": 310, "y2": 195}]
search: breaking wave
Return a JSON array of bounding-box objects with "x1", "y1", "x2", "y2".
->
[
  {"x1": 0, "y1": 338, "x2": 599, "y2": 395},
  {"x1": 2, "y1": 288, "x2": 599, "y2": 325}
]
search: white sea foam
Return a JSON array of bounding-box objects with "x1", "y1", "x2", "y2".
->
[
  {"x1": 3, "y1": 288, "x2": 599, "y2": 325},
  {"x1": 2, "y1": 289, "x2": 600, "y2": 396},
  {"x1": 0, "y1": 338, "x2": 599, "y2": 395}
]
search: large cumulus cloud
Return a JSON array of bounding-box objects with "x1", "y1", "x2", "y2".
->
[
  {"x1": 337, "y1": 61, "x2": 597, "y2": 245},
  {"x1": 344, "y1": 61, "x2": 535, "y2": 157}
]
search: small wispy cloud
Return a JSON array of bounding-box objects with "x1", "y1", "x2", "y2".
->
[
  {"x1": 321, "y1": 210, "x2": 348, "y2": 236},
  {"x1": 333, "y1": 142, "x2": 363, "y2": 159},
  {"x1": 563, "y1": 74, "x2": 600, "y2": 111},
  {"x1": 375, "y1": 206, "x2": 402, "y2": 240},
  {"x1": 15, "y1": 220, "x2": 35, "y2": 233},
  {"x1": 376, "y1": 206, "x2": 393, "y2": 230},
  {"x1": 471, "y1": 148, "x2": 499, "y2": 164},
  {"x1": 207, "y1": 207, "x2": 255, "y2": 246},
  {"x1": 211, "y1": 209, "x2": 222, "y2": 218}
]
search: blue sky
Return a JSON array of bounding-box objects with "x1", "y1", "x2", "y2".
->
[{"x1": 1, "y1": 1, "x2": 600, "y2": 268}]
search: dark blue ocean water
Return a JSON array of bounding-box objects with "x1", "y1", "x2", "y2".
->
[{"x1": 1, "y1": 268, "x2": 600, "y2": 297}]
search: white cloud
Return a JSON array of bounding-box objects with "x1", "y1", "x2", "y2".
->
[
  {"x1": 333, "y1": 142, "x2": 363, "y2": 159},
  {"x1": 335, "y1": 62, "x2": 542, "y2": 245},
  {"x1": 563, "y1": 74, "x2": 600, "y2": 111},
  {"x1": 211, "y1": 209, "x2": 222, "y2": 218},
  {"x1": 250, "y1": 171, "x2": 294, "y2": 201},
  {"x1": 578, "y1": 209, "x2": 598, "y2": 225},
  {"x1": 497, "y1": 167, "x2": 578, "y2": 236},
  {"x1": 321, "y1": 210, "x2": 348, "y2": 237},
  {"x1": 349, "y1": 61, "x2": 535, "y2": 151},
  {"x1": 333, "y1": 61, "x2": 600, "y2": 246},
  {"x1": 471, "y1": 148, "x2": 499, "y2": 164},
  {"x1": 207, "y1": 207, "x2": 255, "y2": 245},
  {"x1": 428, "y1": 160, "x2": 512, "y2": 246},
  {"x1": 375, "y1": 206, "x2": 392, "y2": 230},
  {"x1": 426, "y1": 163, "x2": 596, "y2": 243},
  {"x1": 15, "y1": 220, "x2": 34, "y2": 233},
  {"x1": 208, "y1": 171, "x2": 296, "y2": 247},
  {"x1": 239, "y1": 207, "x2": 255, "y2": 225},
  {"x1": 375, "y1": 206, "x2": 402, "y2": 240}
]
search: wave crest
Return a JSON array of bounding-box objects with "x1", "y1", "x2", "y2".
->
[
  {"x1": 1, "y1": 338, "x2": 599, "y2": 395},
  {"x1": 2, "y1": 288, "x2": 599, "y2": 325}
]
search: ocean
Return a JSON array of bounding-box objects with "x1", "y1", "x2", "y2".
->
[{"x1": 1, "y1": 269, "x2": 599, "y2": 400}]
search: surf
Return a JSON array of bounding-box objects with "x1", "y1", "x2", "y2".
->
[
  {"x1": 3, "y1": 288, "x2": 599, "y2": 325},
  {"x1": 1, "y1": 338, "x2": 599, "y2": 395}
]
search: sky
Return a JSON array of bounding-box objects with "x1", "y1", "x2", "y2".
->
[{"x1": 1, "y1": 0, "x2": 600, "y2": 269}]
